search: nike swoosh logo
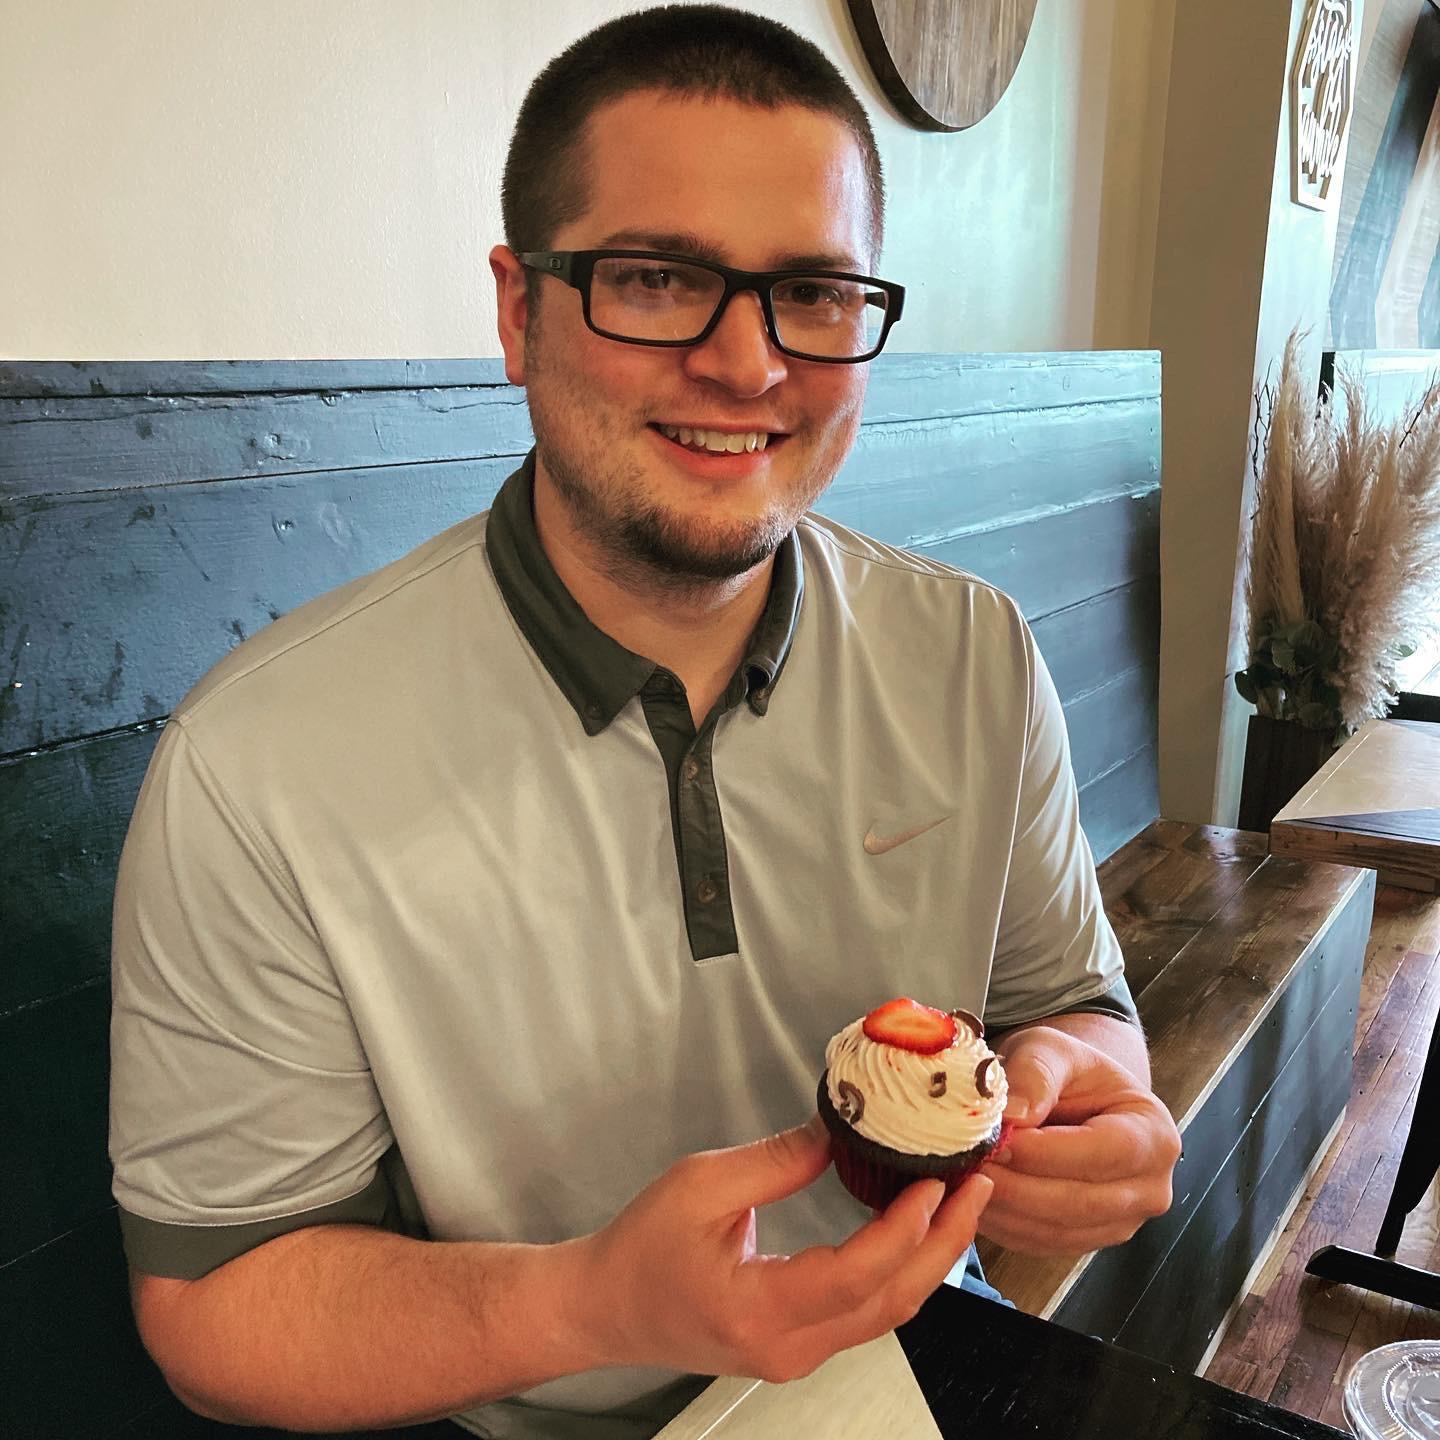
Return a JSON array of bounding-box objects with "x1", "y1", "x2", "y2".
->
[{"x1": 863, "y1": 815, "x2": 951, "y2": 856}]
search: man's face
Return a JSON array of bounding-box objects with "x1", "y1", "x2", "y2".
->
[{"x1": 495, "y1": 91, "x2": 877, "y2": 585}]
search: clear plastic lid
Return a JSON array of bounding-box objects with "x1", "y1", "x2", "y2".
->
[{"x1": 1344, "y1": 1342, "x2": 1440, "y2": 1440}]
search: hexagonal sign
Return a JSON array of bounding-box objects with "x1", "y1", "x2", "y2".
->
[{"x1": 1291, "y1": 0, "x2": 1356, "y2": 210}]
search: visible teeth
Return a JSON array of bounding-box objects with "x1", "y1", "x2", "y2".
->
[{"x1": 658, "y1": 424, "x2": 770, "y2": 454}]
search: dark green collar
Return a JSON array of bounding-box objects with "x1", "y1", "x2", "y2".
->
[{"x1": 485, "y1": 454, "x2": 804, "y2": 735}]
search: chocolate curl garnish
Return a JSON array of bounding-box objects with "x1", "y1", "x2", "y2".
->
[
  {"x1": 949, "y1": 1007, "x2": 985, "y2": 1039},
  {"x1": 837, "y1": 1079, "x2": 865, "y2": 1124},
  {"x1": 928, "y1": 1071, "x2": 947, "y2": 1098},
  {"x1": 975, "y1": 1056, "x2": 997, "y2": 1098}
]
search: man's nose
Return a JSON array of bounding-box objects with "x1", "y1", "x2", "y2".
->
[{"x1": 682, "y1": 288, "x2": 788, "y2": 396}]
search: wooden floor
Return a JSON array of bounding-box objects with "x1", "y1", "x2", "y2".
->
[{"x1": 1203, "y1": 881, "x2": 1440, "y2": 1430}]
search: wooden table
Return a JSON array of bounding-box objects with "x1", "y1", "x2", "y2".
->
[
  {"x1": 657, "y1": 1286, "x2": 1345, "y2": 1438},
  {"x1": 1270, "y1": 718, "x2": 1440, "y2": 892}
]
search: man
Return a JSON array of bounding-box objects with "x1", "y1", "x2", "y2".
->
[{"x1": 110, "y1": 7, "x2": 1181, "y2": 1438}]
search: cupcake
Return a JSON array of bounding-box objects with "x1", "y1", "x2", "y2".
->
[{"x1": 818, "y1": 997, "x2": 1011, "y2": 1210}]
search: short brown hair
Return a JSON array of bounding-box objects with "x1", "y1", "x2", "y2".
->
[{"x1": 501, "y1": 4, "x2": 885, "y2": 260}]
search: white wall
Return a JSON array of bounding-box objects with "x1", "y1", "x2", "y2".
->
[
  {"x1": 1154, "y1": 0, "x2": 1360, "y2": 826},
  {"x1": 1, "y1": 0, "x2": 1172, "y2": 359}
]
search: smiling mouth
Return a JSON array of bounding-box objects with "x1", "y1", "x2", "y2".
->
[{"x1": 652, "y1": 423, "x2": 775, "y2": 454}]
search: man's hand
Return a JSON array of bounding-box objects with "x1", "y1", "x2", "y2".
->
[
  {"x1": 981, "y1": 1021, "x2": 1181, "y2": 1256},
  {"x1": 573, "y1": 1114, "x2": 993, "y2": 1385}
]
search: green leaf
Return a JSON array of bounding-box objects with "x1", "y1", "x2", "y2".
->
[
  {"x1": 1271, "y1": 641, "x2": 1297, "y2": 674},
  {"x1": 1235, "y1": 669, "x2": 1259, "y2": 704},
  {"x1": 1393, "y1": 640, "x2": 1417, "y2": 659}
]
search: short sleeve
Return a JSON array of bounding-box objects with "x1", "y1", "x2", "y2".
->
[
  {"x1": 982, "y1": 634, "x2": 1132, "y2": 1030},
  {"x1": 109, "y1": 718, "x2": 397, "y2": 1278}
]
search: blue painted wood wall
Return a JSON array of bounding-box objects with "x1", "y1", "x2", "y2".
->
[{"x1": 0, "y1": 351, "x2": 1160, "y2": 1436}]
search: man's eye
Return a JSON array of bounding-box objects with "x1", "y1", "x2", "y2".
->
[
  {"x1": 613, "y1": 265, "x2": 705, "y2": 293},
  {"x1": 785, "y1": 282, "x2": 824, "y2": 306},
  {"x1": 609, "y1": 266, "x2": 670, "y2": 288},
  {"x1": 778, "y1": 280, "x2": 844, "y2": 308}
]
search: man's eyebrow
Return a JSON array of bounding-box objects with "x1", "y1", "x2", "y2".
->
[{"x1": 594, "y1": 229, "x2": 865, "y2": 273}]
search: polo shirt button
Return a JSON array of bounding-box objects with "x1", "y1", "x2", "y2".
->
[
  {"x1": 682, "y1": 756, "x2": 700, "y2": 783},
  {"x1": 696, "y1": 876, "x2": 719, "y2": 905}
]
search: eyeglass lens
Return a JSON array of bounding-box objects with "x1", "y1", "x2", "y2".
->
[{"x1": 589, "y1": 256, "x2": 889, "y2": 359}]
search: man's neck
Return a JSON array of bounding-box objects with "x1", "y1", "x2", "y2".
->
[{"x1": 532, "y1": 469, "x2": 774, "y2": 727}]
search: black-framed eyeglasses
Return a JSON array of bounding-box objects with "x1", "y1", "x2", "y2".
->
[{"x1": 518, "y1": 249, "x2": 904, "y2": 363}]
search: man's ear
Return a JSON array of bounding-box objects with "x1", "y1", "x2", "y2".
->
[{"x1": 489, "y1": 244, "x2": 529, "y2": 387}]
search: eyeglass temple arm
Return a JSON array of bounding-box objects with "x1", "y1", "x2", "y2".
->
[{"x1": 517, "y1": 251, "x2": 577, "y2": 285}]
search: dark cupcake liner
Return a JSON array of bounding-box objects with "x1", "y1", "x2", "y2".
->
[{"x1": 817, "y1": 1071, "x2": 1011, "y2": 1211}]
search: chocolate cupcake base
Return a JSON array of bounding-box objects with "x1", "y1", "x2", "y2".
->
[{"x1": 817, "y1": 1072, "x2": 1010, "y2": 1211}]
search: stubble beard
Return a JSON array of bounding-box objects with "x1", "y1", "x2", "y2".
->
[
  {"x1": 542, "y1": 441, "x2": 792, "y2": 593},
  {"x1": 526, "y1": 334, "x2": 828, "y2": 598}
]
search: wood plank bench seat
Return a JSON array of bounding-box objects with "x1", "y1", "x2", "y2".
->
[{"x1": 978, "y1": 820, "x2": 1375, "y2": 1371}]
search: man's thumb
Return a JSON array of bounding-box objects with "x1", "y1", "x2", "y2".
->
[
  {"x1": 709, "y1": 1114, "x2": 833, "y2": 1212},
  {"x1": 999, "y1": 1034, "x2": 1069, "y2": 1128}
]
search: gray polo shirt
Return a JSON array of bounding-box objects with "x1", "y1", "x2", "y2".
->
[{"x1": 110, "y1": 455, "x2": 1135, "y2": 1439}]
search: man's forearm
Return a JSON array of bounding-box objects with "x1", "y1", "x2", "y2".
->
[{"x1": 134, "y1": 1223, "x2": 604, "y2": 1431}]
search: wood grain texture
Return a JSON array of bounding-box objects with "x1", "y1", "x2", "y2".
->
[
  {"x1": 0, "y1": 1209, "x2": 169, "y2": 1440},
  {"x1": 1057, "y1": 953, "x2": 1353, "y2": 1346},
  {"x1": 846, "y1": 0, "x2": 1040, "y2": 131},
  {"x1": 1029, "y1": 577, "x2": 1160, "y2": 709},
  {"x1": 0, "y1": 357, "x2": 507, "y2": 399},
  {"x1": 1237, "y1": 714, "x2": 1337, "y2": 832},
  {"x1": 0, "y1": 978, "x2": 113, "y2": 1265},
  {"x1": 1, "y1": 351, "x2": 1160, "y2": 405},
  {"x1": 1272, "y1": 824, "x2": 1440, "y2": 892},
  {"x1": 1076, "y1": 744, "x2": 1161, "y2": 866},
  {"x1": 1204, "y1": 888, "x2": 1440, "y2": 1428},
  {"x1": 978, "y1": 821, "x2": 1374, "y2": 1323},
  {"x1": 0, "y1": 724, "x2": 161, "y2": 1015}
]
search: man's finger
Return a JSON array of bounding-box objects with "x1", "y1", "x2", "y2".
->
[
  {"x1": 979, "y1": 1208, "x2": 1150, "y2": 1256},
  {"x1": 773, "y1": 1174, "x2": 994, "y2": 1365},
  {"x1": 990, "y1": 1110, "x2": 1162, "y2": 1183},
  {"x1": 764, "y1": 1178, "x2": 945, "y2": 1330},
  {"x1": 890, "y1": 1173, "x2": 994, "y2": 1301}
]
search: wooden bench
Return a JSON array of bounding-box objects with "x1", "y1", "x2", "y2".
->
[
  {"x1": 0, "y1": 353, "x2": 1371, "y2": 1434},
  {"x1": 979, "y1": 821, "x2": 1374, "y2": 1371}
]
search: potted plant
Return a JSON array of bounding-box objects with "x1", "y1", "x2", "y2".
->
[{"x1": 1234, "y1": 331, "x2": 1440, "y2": 830}]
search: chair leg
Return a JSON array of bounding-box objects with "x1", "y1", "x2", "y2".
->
[{"x1": 1375, "y1": 1007, "x2": 1440, "y2": 1257}]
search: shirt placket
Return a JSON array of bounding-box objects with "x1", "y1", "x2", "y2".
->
[{"x1": 639, "y1": 669, "x2": 745, "y2": 962}]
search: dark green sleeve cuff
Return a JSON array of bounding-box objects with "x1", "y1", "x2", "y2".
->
[
  {"x1": 988, "y1": 975, "x2": 1140, "y2": 1037},
  {"x1": 119, "y1": 1146, "x2": 428, "y2": 1280}
]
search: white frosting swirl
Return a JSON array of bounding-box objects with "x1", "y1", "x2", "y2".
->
[{"x1": 825, "y1": 1014, "x2": 1007, "y2": 1156}]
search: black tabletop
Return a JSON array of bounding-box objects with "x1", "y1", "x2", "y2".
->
[{"x1": 898, "y1": 1286, "x2": 1347, "y2": 1439}]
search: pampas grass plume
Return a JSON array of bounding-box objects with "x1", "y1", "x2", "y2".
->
[{"x1": 1242, "y1": 330, "x2": 1440, "y2": 731}]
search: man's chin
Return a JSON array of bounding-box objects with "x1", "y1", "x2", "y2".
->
[{"x1": 625, "y1": 513, "x2": 787, "y2": 583}]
